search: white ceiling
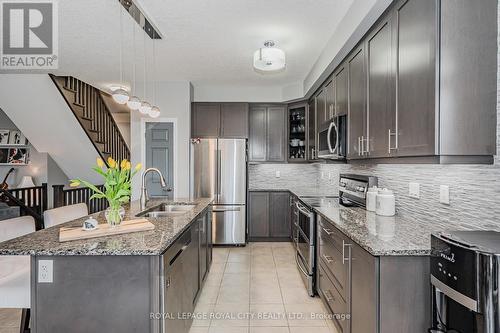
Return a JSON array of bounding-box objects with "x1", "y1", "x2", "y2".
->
[{"x1": 49, "y1": 0, "x2": 354, "y2": 94}]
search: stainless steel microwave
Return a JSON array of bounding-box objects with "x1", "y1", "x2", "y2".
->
[{"x1": 317, "y1": 115, "x2": 347, "y2": 159}]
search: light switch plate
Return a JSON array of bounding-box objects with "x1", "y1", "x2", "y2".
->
[
  {"x1": 440, "y1": 185, "x2": 450, "y2": 205},
  {"x1": 409, "y1": 182, "x2": 420, "y2": 199},
  {"x1": 38, "y1": 260, "x2": 53, "y2": 283},
  {"x1": 275, "y1": 171, "x2": 281, "y2": 178}
]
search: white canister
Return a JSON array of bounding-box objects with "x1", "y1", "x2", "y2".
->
[
  {"x1": 376, "y1": 188, "x2": 396, "y2": 216},
  {"x1": 366, "y1": 186, "x2": 378, "y2": 212}
]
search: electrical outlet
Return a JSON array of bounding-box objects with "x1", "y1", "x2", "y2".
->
[
  {"x1": 328, "y1": 172, "x2": 332, "y2": 179},
  {"x1": 38, "y1": 260, "x2": 53, "y2": 283},
  {"x1": 409, "y1": 182, "x2": 420, "y2": 199},
  {"x1": 275, "y1": 171, "x2": 281, "y2": 178},
  {"x1": 440, "y1": 185, "x2": 450, "y2": 205},
  {"x1": 320, "y1": 172, "x2": 325, "y2": 179}
]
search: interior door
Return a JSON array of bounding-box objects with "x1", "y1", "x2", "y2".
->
[
  {"x1": 218, "y1": 139, "x2": 246, "y2": 205},
  {"x1": 145, "y1": 122, "x2": 174, "y2": 198}
]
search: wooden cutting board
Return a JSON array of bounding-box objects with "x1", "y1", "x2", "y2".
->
[{"x1": 59, "y1": 218, "x2": 155, "y2": 242}]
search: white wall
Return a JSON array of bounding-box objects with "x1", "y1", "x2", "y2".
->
[
  {"x1": 130, "y1": 81, "x2": 192, "y2": 200},
  {"x1": 0, "y1": 74, "x2": 101, "y2": 184},
  {"x1": 193, "y1": 84, "x2": 283, "y2": 103}
]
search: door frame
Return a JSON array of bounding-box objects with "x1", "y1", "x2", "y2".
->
[{"x1": 140, "y1": 118, "x2": 178, "y2": 198}]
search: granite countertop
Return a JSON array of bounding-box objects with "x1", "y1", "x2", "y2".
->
[
  {"x1": 250, "y1": 187, "x2": 447, "y2": 256},
  {"x1": 0, "y1": 198, "x2": 213, "y2": 256}
]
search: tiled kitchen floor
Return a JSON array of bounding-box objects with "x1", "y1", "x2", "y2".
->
[
  {"x1": 190, "y1": 242, "x2": 338, "y2": 333},
  {"x1": 0, "y1": 242, "x2": 338, "y2": 333}
]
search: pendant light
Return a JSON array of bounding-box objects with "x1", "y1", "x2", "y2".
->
[
  {"x1": 112, "y1": 5, "x2": 130, "y2": 104},
  {"x1": 139, "y1": 28, "x2": 152, "y2": 115},
  {"x1": 127, "y1": 23, "x2": 141, "y2": 110},
  {"x1": 149, "y1": 35, "x2": 160, "y2": 118}
]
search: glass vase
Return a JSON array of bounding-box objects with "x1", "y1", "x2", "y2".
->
[{"x1": 105, "y1": 205, "x2": 125, "y2": 228}]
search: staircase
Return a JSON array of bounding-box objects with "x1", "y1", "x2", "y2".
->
[{"x1": 50, "y1": 75, "x2": 130, "y2": 164}]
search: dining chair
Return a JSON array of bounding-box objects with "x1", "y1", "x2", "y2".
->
[
  {"x1": 43, "y1": 203, "x2": 88, "y2": 228},
  {"x1": 0, "y1": 215, "x2": 36, "y2": 332}
]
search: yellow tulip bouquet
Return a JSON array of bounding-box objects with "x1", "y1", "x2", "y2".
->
[{"x1": 70, "y1": 157, "x2": 142, "y2": 227}]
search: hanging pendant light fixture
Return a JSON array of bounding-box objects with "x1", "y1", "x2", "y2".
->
[
  {"x1": 127, "y1": 23, "x2": 141, "y2": 110},
  {"x1": 253, "y1": 40, "x2": 286, "y2": 73},
  {"x1": 139, "y1": 27, "x2": 152, "y2": 115},
  {"x1": 112, "y1": 5, "x2": 130, "y2": 104},
  {"x1": 149, "y1": 34, "x2": 160, "y2": 118}
]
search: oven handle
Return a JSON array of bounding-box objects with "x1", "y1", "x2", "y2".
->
[
  {"x1": 296, "y1": 202, "x2": 313, "y2": 217},
  {"x1": 295, "y1": 252, "x2": 310, "y2": 277}
]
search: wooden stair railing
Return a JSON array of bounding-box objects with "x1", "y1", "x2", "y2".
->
[
  {"x1": 0, "y1": 184, "x2": 47, "y2": 230},
  {"x1": 49, "y1": 74, "x2": 130, "y2": 164},
  {"x1": 53, "y1": 184, "x2": 108, "y2": 214}
]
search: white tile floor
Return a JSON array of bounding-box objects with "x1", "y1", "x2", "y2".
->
[
  {"x1": 0, "y1": 242, "x2": 339, "y2": 333},
  {"x1": 190, "y1": 242, "x2": 338, "y2": 333}
]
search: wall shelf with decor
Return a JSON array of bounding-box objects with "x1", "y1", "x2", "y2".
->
[{"x1": 0, "y1": 129, "x2": 31, "y2": 165}]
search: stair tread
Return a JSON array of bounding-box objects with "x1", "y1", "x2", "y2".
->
[{"x1": 63, "y1": 86, "x2": 76, "y2": 93}]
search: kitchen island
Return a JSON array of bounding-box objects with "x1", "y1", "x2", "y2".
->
[{"x1": 0, "y1": 198, "x2": 213, "y2": 333}]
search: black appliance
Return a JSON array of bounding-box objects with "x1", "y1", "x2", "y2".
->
[
  {"x1": 317, "y1": 115, "x2": 347, "y2": 160},
  {"x1": 430, "y1": 231, "x2": 500, "y2": 333},
  {"x1": 338, "y1": 173, "x2": 378, "y2": 207}
]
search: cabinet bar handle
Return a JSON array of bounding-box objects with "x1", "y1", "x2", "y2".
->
[
  {"x1": 322, "y1": 254, "x2": 334, "y2": 263},
  {"x1": 342, "y1": 240, "x2": 352, "y2": 265},
  {"x1": 322, "y1": 227, "x2": 334, "y2": 236},
  {"x1": 325, "y1": 290, "x2": 335, "y2": 303},
  {"x1": 388, "y1": 129, "x2": 397, "y2": 153},
  {"x1": 358, "y1": 137, "x2": 362, "y2": 156}
]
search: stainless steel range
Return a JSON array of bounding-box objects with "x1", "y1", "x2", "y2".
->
[{"x1": 293, "y1": 196, "x2": 338, "y2": 297}]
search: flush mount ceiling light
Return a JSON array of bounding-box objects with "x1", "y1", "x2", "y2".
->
[{"x1": 253, "y1": 40, "x2": 286, "y2": 73}]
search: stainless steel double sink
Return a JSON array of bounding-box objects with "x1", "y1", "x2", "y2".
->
[{"x1": 137, "y1": 203, "x2": 196, "y2": 218}]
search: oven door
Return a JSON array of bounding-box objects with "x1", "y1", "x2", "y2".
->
[{"x1": 318, "y1": 119, "x2": 339, "y2": 159}]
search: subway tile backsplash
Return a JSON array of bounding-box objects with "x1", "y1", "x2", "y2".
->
[{"x1": 249, "y1": 161, "x2": 500, "y2": 230}]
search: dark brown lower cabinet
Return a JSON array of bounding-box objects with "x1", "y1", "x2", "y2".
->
[
  {"x1": 248, "y1": 191, "x2": 291, "y2": 241},
  {"x1": 317, "y1": 215, "x2": 430, "y2": 333}
]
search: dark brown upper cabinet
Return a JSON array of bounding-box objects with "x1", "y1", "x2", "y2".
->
[
  {"x1": 366, "y1": 16, "x2": 396, "y2": 159},
  {"x1": 315, "y1": 87, "x2": 328, "y2": 132},
  {"x1": 347, "y1": 46, "x2": 367, "y2": 160},
  {"x1": 334, "y1": 64, "x2": 348, "y2": 117},
  {"x1": 394, "y1": 0, "x2": 437, "y2": 157},
  {"x1": 191, "y1": 102, "x2": 248, "y2": 138},
  {"x1": 312, "y1": 0, "x2": 496, "y2": 164},
  {"x1": 191, "y1": 103, "x2": 220, "y2": 138},
  {"x1": 248, "y1": 105, "x2": 286, "y2": 163},
  {"x1": 307, "y1": 98, "x2": 317, "y2": 161}
]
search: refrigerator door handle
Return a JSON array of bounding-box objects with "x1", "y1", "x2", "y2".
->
[
  {"x1": 216, "y1": 149, "x2": 221, "y2": 203},
  {"x1": 213, "y1": 207, "x2": 241, "y2": 212}
]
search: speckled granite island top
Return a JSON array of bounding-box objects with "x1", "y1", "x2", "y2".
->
[
  {"x1": 0, "y1": 198, "x2": 213, "y2": 256},
  {"x1": 250, "y1": 188, "x2": 455, "y2": 256}
]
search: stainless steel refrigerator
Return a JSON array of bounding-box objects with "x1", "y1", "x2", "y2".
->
[{"x1": 192, "y1": 139, "x2": 246, "y2": 245}]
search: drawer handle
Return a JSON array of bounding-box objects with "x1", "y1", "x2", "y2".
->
[
  {"x1": 322, "y1": 227, "x2": 335, "y2": 236},
  {"x1": 325, "y1": 290, "x2": 335, "y2": 303},
  {"x1": 322, "y1": 254, "x2": 334, "y2": 264}
]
